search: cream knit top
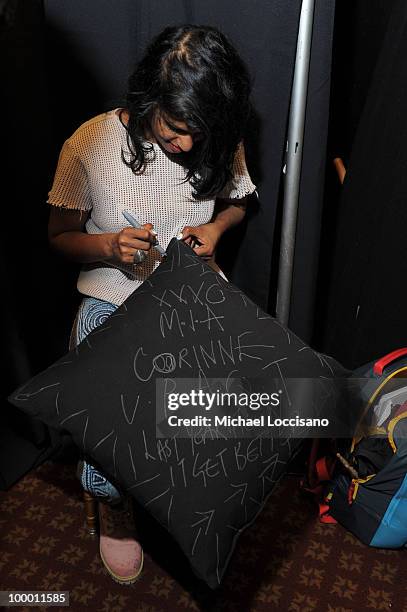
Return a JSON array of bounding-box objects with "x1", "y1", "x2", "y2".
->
[{"x1": 47, "y1": 109, "x2": 256, "y2": 305}]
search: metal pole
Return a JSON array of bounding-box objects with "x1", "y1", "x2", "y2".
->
[{"x1": 276, "y1": 0, "x2": 316, "y2": 326}]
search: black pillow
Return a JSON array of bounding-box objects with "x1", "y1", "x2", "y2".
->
[{"x1": 9, "y1": 239, "x2": 346, "y2": 588}]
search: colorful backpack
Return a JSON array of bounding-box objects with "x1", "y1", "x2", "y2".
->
[{"x1": 306, "y1": 348, "x2": 407, "y2": 547}]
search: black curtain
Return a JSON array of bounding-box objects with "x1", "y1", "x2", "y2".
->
[
  {"x1": 319, "y1": 0, "x2": 407, "y2": 368},
  {"x1": 2, "y1": 0, "x2": 335, "y2": 487},
  {"x1": 0, "y1": 0, "x2": 76, "y2": 489}
]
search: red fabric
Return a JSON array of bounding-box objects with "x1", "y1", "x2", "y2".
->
[
  {"x1": 315, "y1": 457, "x2": 334, "y2": 482},
  {"x1": 319, "y1": 503, "x2": 338, "y2": 524},
  {"x1": 373, "y1": 348, "x2": 407, "y2": 375}
]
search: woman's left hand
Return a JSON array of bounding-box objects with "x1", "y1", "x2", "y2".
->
[{"x1": 180, "y1": 222, "x2": 223, "y2": 258}]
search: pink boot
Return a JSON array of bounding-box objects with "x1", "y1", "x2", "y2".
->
[{"x1": 98, "y1": 498, "x2": 143, "y2": 584}]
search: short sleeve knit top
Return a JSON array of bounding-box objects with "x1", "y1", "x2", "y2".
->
[{"x1": 47, "y1": 109, "x2": 256, "y2": 305}]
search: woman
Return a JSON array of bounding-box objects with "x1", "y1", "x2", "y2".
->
[{"x1": 47, "y1": 24, "x2": 256, "y2": 584}]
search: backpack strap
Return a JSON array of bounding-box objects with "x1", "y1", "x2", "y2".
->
[
  {"x1": 373, "y1": 348, "x2": 407, "y2": 376},
  {"x1": 315, "y1": 456, "x2": 334, "y2": 482},
  {"x1": 319, "y1": 502, "x2": 337, "y2": 524}
]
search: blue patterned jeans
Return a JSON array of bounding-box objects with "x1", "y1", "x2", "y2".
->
[{"x1": 70, "y1": 296, "x2": 122, "y2": 504}]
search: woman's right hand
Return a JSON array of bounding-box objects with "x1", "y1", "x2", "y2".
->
[
  {"x1": 48, "y1": 208, "x2": 156, "y2": 265},
  {"x1": 108, "y1": 224, "x2": 155, "y2": 265}
]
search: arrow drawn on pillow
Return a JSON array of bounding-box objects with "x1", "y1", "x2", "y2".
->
[
  {"x1": 145, "y1": 486, "x2": 171, "y2": 507},
  {"x1": 127, "y1": 473, "x2": 160, "y2": 490},
  {"x1": 128, "y1": 442, "x2": 137, "y2": 482},
  {"x1": 191, "y1": 510, "x2": 216, "y2": 558},
  {"x1": 120, "y1": 393, "x2": 139, "y2": 425},
  {"x1": 82, "y1": 416, "x2": 89, "y2": 450},
  {"x1": 224, "y1": 482, "x2": 248, "y2": 505},
  {"x1": 191, "y1": 509, "x2": 215, "y2": 536},
  {"x1": 216, "y1": 532, "x2": 221, "y2": 584},
  {"x1": 14, "y1": 382, "x2": 60, "y2": 400},
  {"x1": 91, "y1": 429, "x2": 114, "y2": 451},
  {"x1": 167, "y1": 494, "x2": 173, "y2": 527},
  {"x1": 191, "y1": 528, "x2": 202, "y2": 556},
  {"x1": 59, "y1": 408, "x2": 87, "y2": 426},
  {"x1": 258, "y1": 452, "x2": 283, "y2": 481},
  {"x1": 112, "y1": 434, "x2": 118, "y2": 478}
]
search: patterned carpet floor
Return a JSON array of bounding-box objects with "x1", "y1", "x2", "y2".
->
[{"x1": 1, "y1": 460, "x2": 406, "y2": 612}]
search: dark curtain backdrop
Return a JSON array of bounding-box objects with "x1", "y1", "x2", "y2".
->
[
  {"x1": 2, "y1": 0, "x2": 335, "y2": 487},
  {"x1": 318, "y1": 0, "x2": 407, "y2": 368},
  {"x1": 1, "y1": 0, "x2": 76, "y2": 489},
  {"x1": 328, "y1": 0, "x2": 395, "y2": 166}
]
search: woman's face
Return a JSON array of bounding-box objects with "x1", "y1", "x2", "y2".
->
[{"x1": 149, "y1": 110, "x2": 202, "y2": 154}]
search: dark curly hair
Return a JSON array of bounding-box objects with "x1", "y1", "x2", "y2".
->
[{"x1": 121, "y1": 24, "x2": 252, "y2": 199}]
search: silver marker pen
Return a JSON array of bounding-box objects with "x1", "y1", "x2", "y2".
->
[{"x1": 122, "y1": 211, "x2": 167, "y2": 257}]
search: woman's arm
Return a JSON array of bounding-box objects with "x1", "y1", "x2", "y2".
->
[
  {"x1": 211, "y1": 196, "x2": 247, "y2": 233},
  {"x1": 48, "y1": 207, "x2": 155, "y2": 265},
  {"x1": 180, "y1": 197, "x2": 247, "y2": 258}
]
